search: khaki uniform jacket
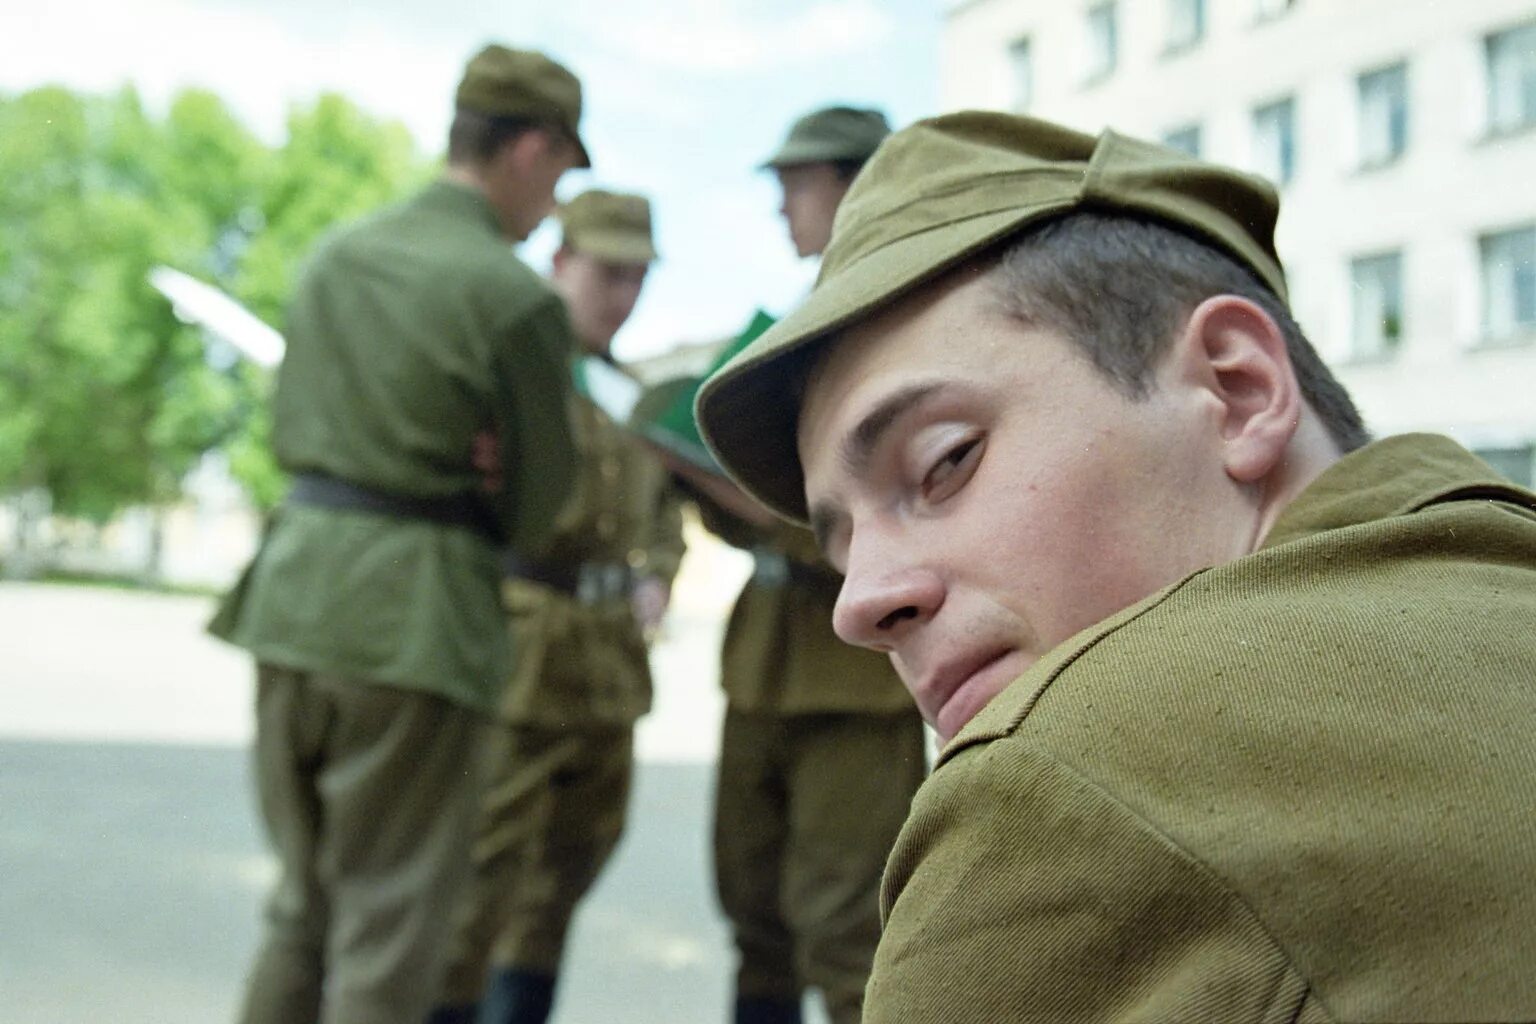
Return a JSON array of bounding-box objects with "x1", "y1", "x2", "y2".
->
[
  {"x1": 696, "y1": 502, "x2": 911, "y2": 715},
  {"x1": 211, "y1": 181, "x2": 577, "y2": 713},
  {"x1": 498, "y1": 390, "x2": 686, "y2": 727},
  {"x1": 868, "y1": 435, "x2": 1536, "y2": 1023}
]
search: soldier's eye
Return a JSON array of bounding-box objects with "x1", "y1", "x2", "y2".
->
[{"x1": 922, "y1": 438, "x2": 981, "y2": 502}]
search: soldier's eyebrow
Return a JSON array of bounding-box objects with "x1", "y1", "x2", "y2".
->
[
  {"x1": 807, "y1": 381, "x2": 948, "y2": 561},
  {"x1": 840, "y1": 381, "x2": 947, "y2": 477}
]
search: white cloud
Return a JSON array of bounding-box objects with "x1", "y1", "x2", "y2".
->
[
  {"x1": 589, "y1": 0, "x2": 896, "y2": 76},
  {"x1": 570, "y1": 47, "x2": 711, "y2": 129}
]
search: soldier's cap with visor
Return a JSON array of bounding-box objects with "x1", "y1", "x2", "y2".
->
[
  {"x1": 696, "y1": 110, "x2": 1288, "y2": 524},
  {"x1": 761, "y1": 105, "x2": 892, "y2": 169},
  {"x1": 456, "y1": 43, "x2": 592, "y2": 168},
  {"x1": 558, "y1": 189, "x2": 658, "y2": 264}
]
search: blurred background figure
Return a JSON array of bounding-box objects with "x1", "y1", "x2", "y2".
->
[
  {"x1": 208, "y1": 44, "x2": 586, "y2": 1024},
  {"x1": 431, "y1": 189, "x2": 685, "y2": 1024}
]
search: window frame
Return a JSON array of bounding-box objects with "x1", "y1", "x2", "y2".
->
[
  {"x1": 1355, "y1": 60, "x2": 1409, "y2": 170},
  {"x1": 1478, "y1": 224, "x2": 1536, "y2": 345},
  {"x1": 1251, "y1": 95, "x2": 1298, "y2": 186},
  {"x1": 1472, "y1": 445, "x2": 1535, "y2": 488},
  {"x1": 1082, "y1": 1, "x2": 1120, "y2": 87},
  {"x1": 1164, "y1": 0, "x2": 1206, "y2": 55},
  {"x1": 1161, "y1": 123, "x2": 1203, "y2": 158},
  {"x1": 1484, "y1": 20, "x2": 1536, "y2": 138},
  {"x1": 1347, "y1": 249, "x2": 1406, "y2": 363},
  {"x1": 1008, "y1": 35, "x2": 1035, "y2": 111}
]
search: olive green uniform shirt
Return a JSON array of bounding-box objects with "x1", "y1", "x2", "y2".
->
[
  {"x1": 498, "y1": 391, "x2": 686, "y2": 726},
  {"x1": 869, "y1": 434, "x2": 1536, "y2": 1023},
  {"x1": 212, "y1": 181, "x2": 578, "y2": 713},
  {"x1": 694, "y1": 504, "x2": 911, "y2": 714}
]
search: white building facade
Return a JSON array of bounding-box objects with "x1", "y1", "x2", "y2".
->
[{"x1": 942, "y1": 0, "x2": 1536, "y2": 484}]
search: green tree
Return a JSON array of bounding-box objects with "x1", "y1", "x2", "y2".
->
[
  {"x1": 0, "y1": 87, "x2": 255, "y2": 533},
  {"x1": 0, "y1": 84, "x2": 428, "y2": 568}
]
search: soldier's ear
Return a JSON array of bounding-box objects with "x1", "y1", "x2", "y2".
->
[{"x1": 1172, "y1": 295, "x2": 1301, "y2": 485}]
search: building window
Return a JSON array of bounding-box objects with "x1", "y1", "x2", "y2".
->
[
  {"x1": 1009, "y1": 36, "x2": 1034, "y2": 111},
  {"x1": 1473, "y1": 446, "x2": 1535, "y2": 487},
  {"x1": 1349, "y1": 251, "x2": 1404, "y2": 360},
  {"x1": 1486, "y1": 21, "x2": 1536, "y2": 135},
  {"x1": 1084, "y1": 2, "x2": 1119, "y2": 84},
  {"x1": 1162, "y1": 124, "x2": 1202, "y2": 157},
  {"x1": 1480, "y1": 225, "x2": 1536, "y2": 341},
  {"x1": 1254, "y1": 0, "x2": 1295, "y2": 21},
  {"x1": 1167, "y1": 0, "x2": 1205, "y2": 52},
  {"x1": 1252, "y1": 96, "x2": 1296, "y2": 185},
  {"x1": 1357, "y1": 62, "x2": 1408, "y2": 167}
]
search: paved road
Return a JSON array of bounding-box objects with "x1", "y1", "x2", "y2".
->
[
  {"x1": 0, "y1": 580, "x2": 838, "y2": 1023},
  {"x1": 0, "y1": 739, "x2": 735, "y2": 1024}
]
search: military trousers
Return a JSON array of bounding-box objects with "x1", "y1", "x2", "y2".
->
[
  {"x1": 713, "y1": 708, "x2": 926, "y2": 1024},
  {"x1": 237, "y1": 663, "x2": 490, "y2": 1024},
  {"x1": 438, "y1": 722, "x2": 634, "y2": 1004}
]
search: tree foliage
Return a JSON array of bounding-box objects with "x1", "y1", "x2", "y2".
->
[{"x1": 0, "y1": 84, "x2": 429, "y2": 522}]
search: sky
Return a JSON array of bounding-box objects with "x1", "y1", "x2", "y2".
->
[{"x1": 0, "y1": 0, "x2": 943, "y2": 362}]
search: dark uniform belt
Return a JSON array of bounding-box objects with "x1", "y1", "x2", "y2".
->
[
  {"x1": 288, "y1": 472, "x2": 502, "y2": 543},
  {"x1": 505, "y1": 553, "x2": 634, "y2": 603}
]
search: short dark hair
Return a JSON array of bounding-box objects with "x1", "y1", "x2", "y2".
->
[
  {"x1": 989, "y1": 211, "x2": 1369, "y2": 453},
  {"x1": 447, "y1": 107, "x2": 545, "y2": 165},
  {"x1": 830, "y1": 157, "x2": 869, "y2": 183}
]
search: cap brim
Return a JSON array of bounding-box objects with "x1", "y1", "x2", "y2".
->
[
  {"x1": 696, "y1": 198, "x2": 1076, "y2": 523},
  {"x1": 759, "y1": 141, "x2": 872, "y2": 171}
]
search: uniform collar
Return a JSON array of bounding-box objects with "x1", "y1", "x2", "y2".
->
[
  {"x1": 937, "y1": 433, "x2": 1533, "y2": 768},
  {"x1": 1262, "y1": 433, "x2": 1535, "y2": 551},
  {"x1": 417, "y1": 179, "x2": 506, "y2": 237}
]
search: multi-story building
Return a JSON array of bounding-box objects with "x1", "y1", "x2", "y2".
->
[{"x1": 942, "y1": 0, "x2": 1536, "y2": 484}]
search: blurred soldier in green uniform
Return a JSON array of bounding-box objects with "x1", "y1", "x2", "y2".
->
[
  {"x1": 430, "y1": 190, "x2": 685, "y2": 1024},
  {"x1": 696, "y1": 111, "x2": 1536, "y2": 1023},
  {"x1": 702, "y1": 106, "x2": 926, "y2": 1024},
  {"x1": 209, "y1": 44, "x2": 589, "y2": 1024}
]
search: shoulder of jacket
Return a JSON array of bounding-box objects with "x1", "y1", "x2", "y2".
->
[
  {"x1": 937, "y1": 572, "x2": 1207, "y2": 768},
  {"x1": 448, "y1": 247, "x2": 561, "y2": 327},
  {"x1": 938, "y1": 532, "x2": 1350, "y2": 769}
]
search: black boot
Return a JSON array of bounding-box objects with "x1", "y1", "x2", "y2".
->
[
  {"x1": 477, "y1": 967, "x2": 557, "y2": 1024},
  {"x1": 733, "y1": 995, "x2": 803, "y2": 1024},
  {"x1": 424, "y1": 1004, "x2": 479, "y2": 1024}
]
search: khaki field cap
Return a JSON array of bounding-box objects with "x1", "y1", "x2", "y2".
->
[
  {"x1": 697, "y1": 110, "x2": 1288, "y2": 523},
  {"x1": 762, "y1": 105, "x2": 892, "y2": 169},
  {"x1": 456, "y1": 43, "x2": 592, "y2": 168},
  {"x1": 560, "y1": 190, "x2": 658, "y2": 264}
]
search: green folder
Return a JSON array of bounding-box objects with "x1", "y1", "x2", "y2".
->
[{"x1": 633, "y1": 309, "x2": 777, "y2": 474}]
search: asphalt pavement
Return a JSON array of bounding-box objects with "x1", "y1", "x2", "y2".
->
[
  {"x1": 0, "y1": 578, "x2": 837, "y2": 1024},
  {"x1": 0, "y1": 738, "x2": 732, "y2": 1023}
]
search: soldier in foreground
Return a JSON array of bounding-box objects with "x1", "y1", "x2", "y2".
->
[
  {"x1": 695, "y1": 112, "x2": 1536, "y2": 1022},
  {"x1": 210, "y1": 44, "x2": 587, "y2": 1024},
  {"x1": 429, "y1": 191, "x2": 683, "y2": 1024},
  {"x1": 701, "y1": 106, "x2": 926, "y2": 1024}
]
